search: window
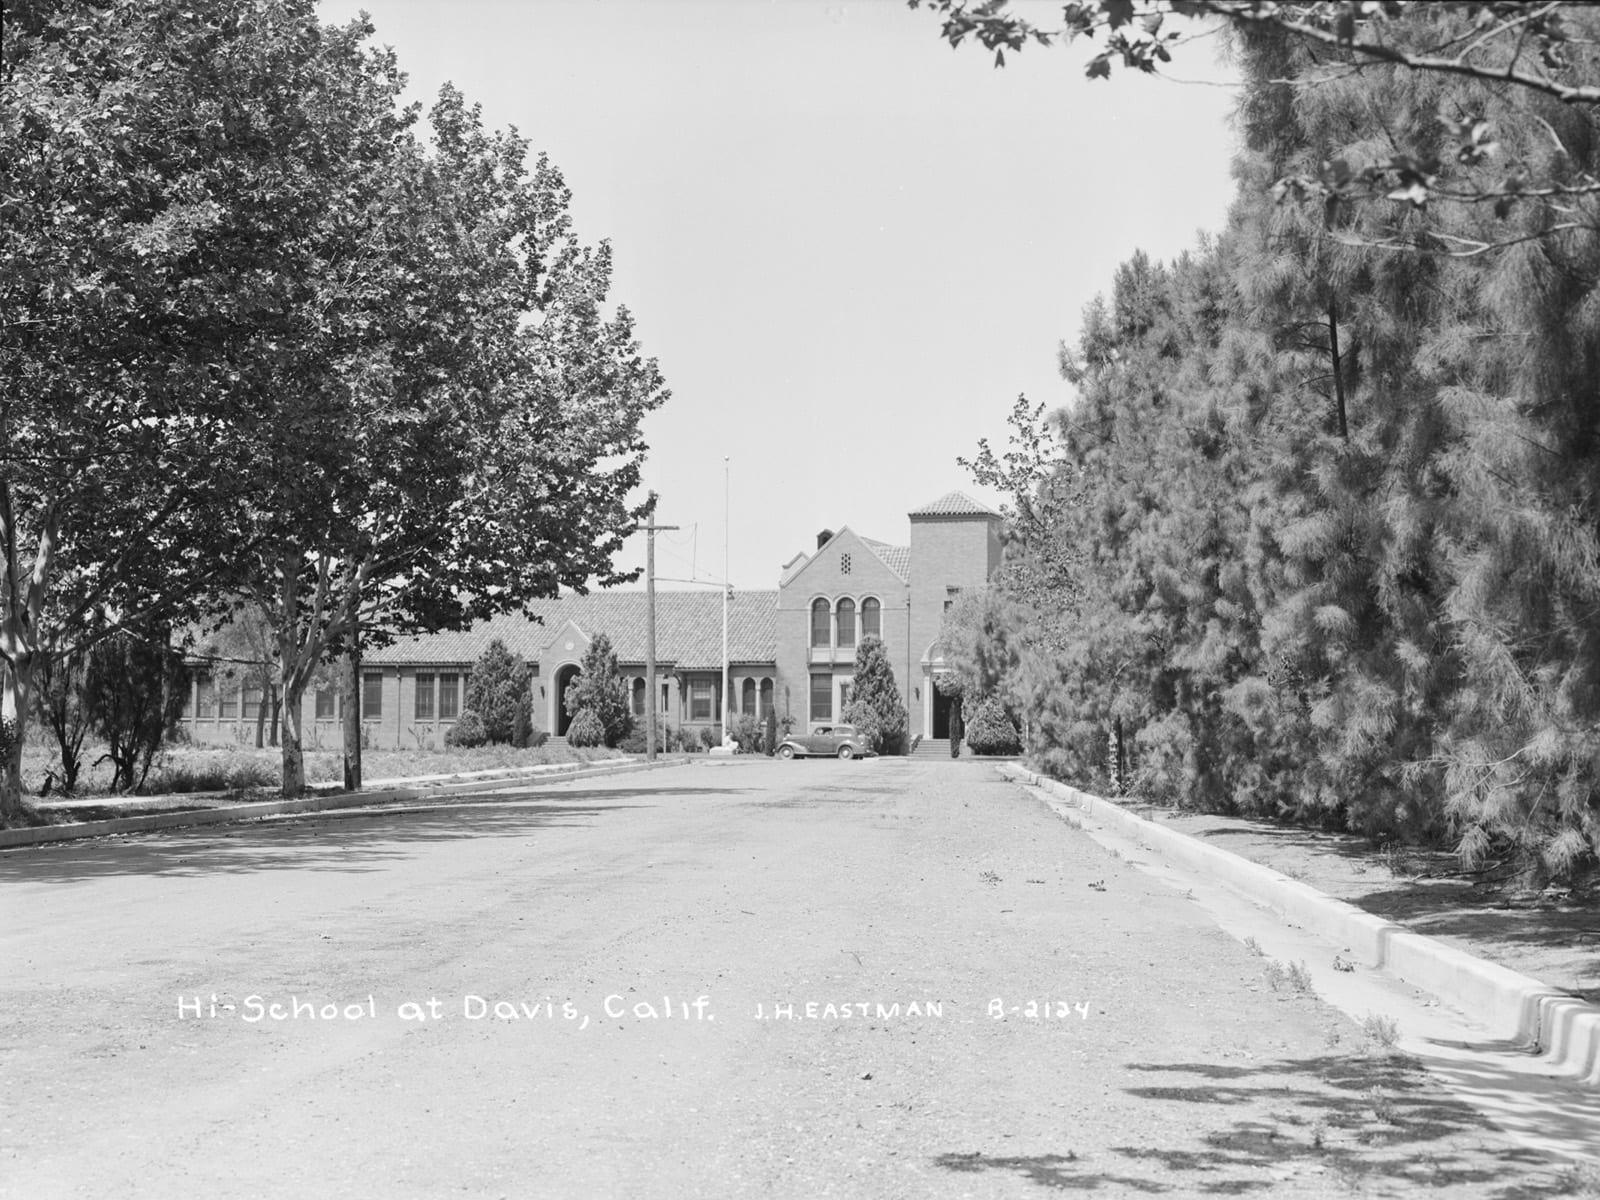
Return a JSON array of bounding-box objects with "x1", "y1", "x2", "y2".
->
[
  {"x1": 837, "y1": 598, "x2": 856, "y2": 648},
  {"x1": 862, "y1": 597, "x2": 881, "y2": 639},
  {"x1": 840, "y1": 681, "x2": 853, "y2": 711},
  {"x1": 243, "y1": 685, "x2": 263, "y2": 721},
  {"x1": 195, "y1": 672, "x2": 215, "y2": 719},
  {"x1": 811, "y1": 598, "x2": 830, "y2": 647},
  {"x1": 632, "y1": 678, "x2": 645, "y2": 716},
  {"x1": 759, "y1": 679, "x2": 773, "y2": 719},
  {"x1": 661, "y1": 682, "x2": 670, "y2": 713},
  {"x1": 741, "y1": 678, "x2": 755, "y2": 715},
  {"x1": 439, "y1": 673, "x2": 459, "y2": 721},
  {"x1": 415, "y1": 673, "x2": 435, "y2": 721},
  {"x1": 810, "y1": 674, "x2": 832, "y2": 722},
  {"x1": 363, "y1": 672, "x2": 383, "y2": 720},
  {"x1": 219, "y1": 685, "x2": 238, "y2": 720},
  {"x1": 315, "y1": 687, "x2": 337, "y2": 720},
  {"x1": 840, "y1": 552, "x2": 852, "y2": 574},
  {"x1": 690, "y1": 679, "x2": 714, "y2": 721}
]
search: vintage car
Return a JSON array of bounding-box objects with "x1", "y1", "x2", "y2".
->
[{"x1": 775, "y1": 724, "x2": 875, "y2": 760}]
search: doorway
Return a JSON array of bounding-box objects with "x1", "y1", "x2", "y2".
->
[
  {"x1": 932, "y1": 682, "x2": 954, "y2": 738},
  {"x1": 555, "y1": 664, "x2": 581, "y2": 735}
]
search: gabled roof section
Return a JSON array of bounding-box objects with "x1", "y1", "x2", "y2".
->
[
  {"x1": 860, "y1": 537, "x2": 910, "y2": 582},
  {"x1": 909, "y1": 490, "x2": 999, "y2": 518},
  {"x1": 778, "y1": 551, "x2": 810, "y2": 587},
  {"x1": 367, "y1": 590, "x2": 779, "y2": 670}
]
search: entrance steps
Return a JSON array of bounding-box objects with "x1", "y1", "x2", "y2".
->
[{"x1": 911, "y1": 738, "x2": 953, "y2": 759}]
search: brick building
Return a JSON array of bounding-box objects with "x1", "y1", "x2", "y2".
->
[{"x1": 178, "y1": 491, "x2": 1000, "y2": 749}]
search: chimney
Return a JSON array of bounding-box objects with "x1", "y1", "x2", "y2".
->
[{"x1": 816, "y1": 528, "x2": 834, "y2": 550}]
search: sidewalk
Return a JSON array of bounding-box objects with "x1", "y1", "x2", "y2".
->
[
  {"x1": 1000, "y1": 763, "x2": 1600, "y2": 1092},
  {"x1": 0, "y1": 756, "x2": 688, "y2": 850}
]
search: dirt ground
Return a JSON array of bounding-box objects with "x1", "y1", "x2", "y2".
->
[
  {"x1": 1128, "y1": 805, "x2": 1600, "y2": 1005},
  {"x1": 4, "y1": 758, "x2": 1593, "y2": 1197}
]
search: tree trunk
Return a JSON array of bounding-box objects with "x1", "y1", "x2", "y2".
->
[
  {"x1": 279, "y1": 669, "x2": 306, "y2": 797},
  {"x1": 341, "y1": 604, "x2": 361, "y2": 792},
  {"x1": 1, "y1": 661, "x2": 33, "y2": 824},
  {"x1": 254, "y1": 667, "x2": 268, "y2": 749}
]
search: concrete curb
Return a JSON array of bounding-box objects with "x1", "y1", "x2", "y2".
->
[
  {"x1": 0, "y1": 757, "x2": 688, "y2": 850},
  {"x1": 1000, "y1": 763, "x2": 1600, "y2": 1088}
]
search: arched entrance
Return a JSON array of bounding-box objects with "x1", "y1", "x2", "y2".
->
[{"x1": 555, "y1": 664, "x2": 581, "y2": 735}]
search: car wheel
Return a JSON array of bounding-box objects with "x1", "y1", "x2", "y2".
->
[
  {"x1": 837, "y1": 745, "x2": 854, "y2": 760},
  {"x1": 778, "y1": 745, "x2": 795, "y2": 759}
]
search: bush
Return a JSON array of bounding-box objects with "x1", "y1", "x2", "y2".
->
[
  {"x1": 83, "y1": 625, "x2": 191, "y2": 792},
  {"x1": 149, "y1": 755, "x2": 277, "y2": 795},
  {"x1": 964, "y1": 696, "x2": 1021, "y2": 756},
  {"x1": 731, "y1": 712, "x2": 762, "y2": 753},
  {"x1": 446, "y1": 710, "x2": 488, "y2": 748},
  {"x1": 842, "y1": 635, "x2": 908, "y2": 754},
  {"x1": 698, "y1": 724, "x2": 720, "y2": 751},
  {"x1": 563, "y1": 634, "x2": 631, "y2": 747},
  {"x1": 763, "y1": 706, "x2": 778, "y2": 756},
  {"x1": 567, "y1": 708, "x2": 606, "y2": 748},
  {"x1": 463, "y1": 640, "x2": 532, "y2": 745},
  {"x1": 511, "y1": 693, "x2": 534, "y2": 748}
]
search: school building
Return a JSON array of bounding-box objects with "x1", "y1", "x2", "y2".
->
[{"x1": 178, "y1": 491, "x2": 1001, "y2": 749}]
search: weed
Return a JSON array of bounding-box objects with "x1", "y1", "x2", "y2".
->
[
  {"x1": 979, "y1": 870, "x2": 1001, "y2": 886},
  {"x1": 1242, "y1": 936, "x2": 1264, "y2": 957},
  {"x1": 1324, "y1": 1025, "x2": 1342, "y2": 1049},
  {"x1": 1287, "y1": 960, "x2": 1314, "y2": 993},
  {"x1": 1263, "y1": 960, "x2": 1289, "y2": 991},
  {"x1": 1309, "y1": 1121, "x2": 1328, "y2": 1151},
  {"x1": 1263, "y1": 959, "x2": 1314, "y2": 995},
  {"x1": 1555, "y1": 1161, "x2": 1600, "y2": 1197},
  {"x1": 1362, "y1": 1013, "x2": 1400, "y2": 1049},
  {"x1": 1367, "y1": 1086, "x2": 1397, "y2": 1124}
]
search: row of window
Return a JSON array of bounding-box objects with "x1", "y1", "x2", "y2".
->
[
  {"x1": 626, "y1": 677, "x2": 776, "y2": 721},
  {"x1": 810, "y1": 596, "x2": 882, "y2": 649}
]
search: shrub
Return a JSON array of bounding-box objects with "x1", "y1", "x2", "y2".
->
[
  {"x1": 731, "y1": 712, "x2": 762, "y2": 754},
  {"x1": 763, "y1": 706, "x2": 778, "y2": 756},
  {"x1": 964, "y1": 696, "x2": 1021, "y2": 756},
  {"x1": 842, "y1": 635, "x2": 908, "y2": 754},
  {"x1": 446, "y1": 709, "x2": 488, "y2": 748},
  {"x1": 464, "y1": 640, "x2": 531, "y2": 745},
  {"x1": 511, "y1": 693, "x2": 534, "y2": 748},
  {"x1": 83, "y1": 625, "x2": 191, "y2": 792},
  {"x1": 562, "y1": 634, "x2": 631, "y2": 747},
  {"x1": 698, "y1": 724, "x2": 720, "y2": 751},
  {"x1": 567, "y1": 708, "x2": 606, "y2": 748}
]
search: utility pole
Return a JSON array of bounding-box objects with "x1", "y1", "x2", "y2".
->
[{"x1": 642, "y1": 492, "x2": 678, "y2": 762}]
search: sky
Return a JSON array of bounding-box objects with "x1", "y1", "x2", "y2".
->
[{"x1": 316, "y1": 0, "x2": 1243, "y2": 592}]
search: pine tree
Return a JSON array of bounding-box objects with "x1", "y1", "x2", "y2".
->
[
  {"x1": 563, "y1": 634, "x2": 632, "y2": 748},
  {"x1": 842, "y1": 636, "x2": 908, "y2": 755},
  {"x1": 463, "y1": 640, "x2": 531, "y2": 745}
]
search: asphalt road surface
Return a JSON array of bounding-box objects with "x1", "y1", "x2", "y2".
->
[{"x1": 1, "y1": 759, "x2": 1586, "y2": 1198}]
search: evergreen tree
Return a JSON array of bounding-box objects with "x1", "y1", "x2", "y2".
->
[
  {"x1": 563, "y1": 634, "x2": 631, "y2": 748},
  {"x1": 842, "y1": 635, "x2": 908, "y2": 755},
  {"x1": 463, "y1": 640, "x2": 531, "y2": 745}
]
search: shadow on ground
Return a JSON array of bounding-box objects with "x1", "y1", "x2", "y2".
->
[
  {"x1": 0, "y1": 799, "x2": 655, "y2": 882},
  {"x1": 932, "y1": 1052, "x2": 1588, "y2": 1196}
]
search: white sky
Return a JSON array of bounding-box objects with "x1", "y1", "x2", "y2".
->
[{"x1": 316, "y1": 0, "x2": 1243, "y2": 591}]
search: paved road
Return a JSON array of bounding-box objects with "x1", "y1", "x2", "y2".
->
[{"x1": 0, "y1": 759, "x2": 1583, "y2": 1198}]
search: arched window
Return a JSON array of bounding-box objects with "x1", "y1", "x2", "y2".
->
[
  {"x1": 759, "y1": 678, "x2": 773, "y2": 719},
  {"x1": 811, "y1": 598, "x2": 831, "y2": 647},
  {"x1": 862, "y1": 596, "x2": 881, "y2": 639},
  {"x1": 632, "y1": 677, "x2": 645, "y2": 716},
  {"x1": 837, "y1": 597, "x2": 856, "y2": 648},
  {"x1": 741, "y1": 677, "x2": 756, "y2": 715}
]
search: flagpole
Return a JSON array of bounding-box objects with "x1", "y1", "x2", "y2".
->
[{"x1": 722, "y1": 456, "x2": 730, "y2": 742}]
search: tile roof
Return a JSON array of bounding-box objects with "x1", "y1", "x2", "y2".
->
[
  {"x1": 860, "y1": 537, "x2": 910, "y2": 581},
  {"x1": 367, "y1": 590, "x2": 779, "y2": 670},
  {"x1": 908, "y1": 490, "x2": 999, "y2": 518}
]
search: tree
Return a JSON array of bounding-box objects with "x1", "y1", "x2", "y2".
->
[
  {"x1": 31, "y1": 649, "x2": 89, "y2": 795},
  {"x1": 563, "y1": 634, "x2": 632, "y2": 748},
  {"x1": 566, "y1": 708, "x2": 607, "y2": 750},
  {"x1": 245, "y1": 82, "x2": 666, "y2": 797},
  {"x1": 0, "y1": 0, "x2": 363, "y2": 821},
  {"x1": 462, "y1": 640, "x2": 532, "y2": 745},
  {"x1": 82, "y1": 626, "x2": 190, "y2": 793},
  {"x1": 193, "y1": 606, "x2": 281, "y2": 749},
  {"x1": 909, "y1": 1, "x2": 1600, "y2": 254},
  {"x1": 842, "y1": 635, "x2": 909, "y2": 755}
]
